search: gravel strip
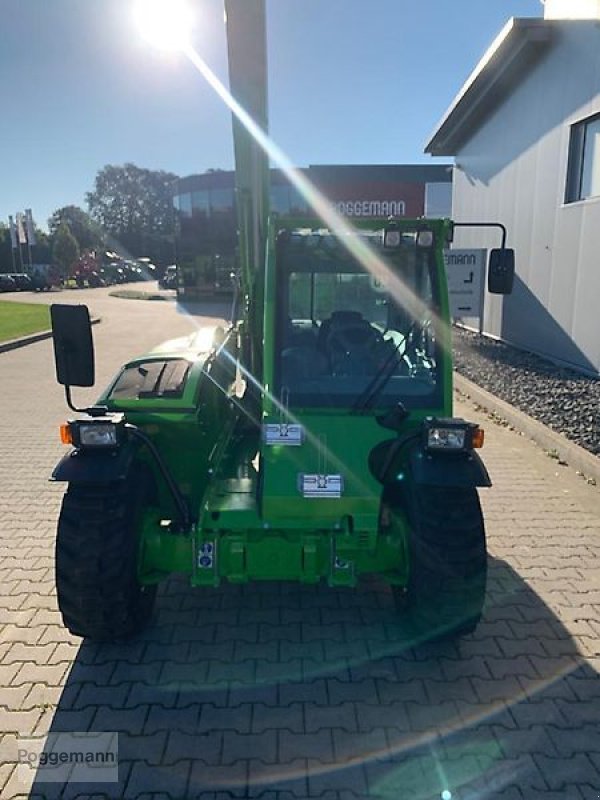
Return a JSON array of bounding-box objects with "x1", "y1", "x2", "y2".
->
[{"x1": 452, "y1": 326, "x2": 600, "y2": 457}]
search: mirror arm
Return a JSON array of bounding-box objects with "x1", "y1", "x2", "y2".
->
[
  {"x1": 64, "y1": 385, "x2": 85, "y2": 414},
  {"x1": 452, "y1": 222, "x2": 507, "y2": 249},
  {"x1": 63, "y1": 385, "x2": 108, "y2": 417}
]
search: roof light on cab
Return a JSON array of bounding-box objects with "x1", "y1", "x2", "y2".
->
[
  {"x1": 416, "y1": 229, "x2": 434, "y2": 247},
  {"x1": 383, "y1": 222, "x2": 401, "y2": 249}
]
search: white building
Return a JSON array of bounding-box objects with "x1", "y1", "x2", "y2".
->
[{"x1": 426, "y1": 0, "x2": 600, "y2": 375}]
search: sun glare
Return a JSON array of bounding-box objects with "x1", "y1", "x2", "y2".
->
[{"x1": 134, "y1": 0, "x2": 193, "y2": 52}]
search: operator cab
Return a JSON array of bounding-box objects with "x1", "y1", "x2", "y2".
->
[{"x1": 275, "y1": 226, "x2": 442, "y2": 410}]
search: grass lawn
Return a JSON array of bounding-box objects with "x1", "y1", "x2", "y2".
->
[{"x1": 0, "y1": 300, "x2": 51, "y2": 343}]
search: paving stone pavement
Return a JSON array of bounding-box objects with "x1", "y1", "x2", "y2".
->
[{"x1": 1, "y1": 288, "x2": 600, "y2": 799}]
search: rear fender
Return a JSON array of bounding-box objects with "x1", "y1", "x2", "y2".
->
[
  {"x1": 409, "y1": 447, "x2": 492, "y2": 488},
  {"x1": 51, "y1": 445, "x2": 138, "y2": 484}
]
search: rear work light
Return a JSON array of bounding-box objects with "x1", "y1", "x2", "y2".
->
[
  {"x1": 424, "y1": 418, "x2": 484, "y2": 452},
  {"x1": 78, "y1": 423, "x2": 119, "y2": 448},
  {"x1": 61, "y1": 413, "x2": 126, "y2": 449}
]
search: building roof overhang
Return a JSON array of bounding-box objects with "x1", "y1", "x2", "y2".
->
[{"x1": 425, "y1": 18, "x2": 555, "y2": 156}]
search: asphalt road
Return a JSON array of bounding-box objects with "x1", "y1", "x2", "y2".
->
[{"x1": 0, "y1": 287, "x2": 599, "y2": 799}]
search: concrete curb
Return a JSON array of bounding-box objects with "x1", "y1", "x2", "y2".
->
[
  {"x1": 109, "y1": 289, "x2": 175, "y2": 301},
  {"x1": 0, "y1": 317, "x2": 101, "y2": 354},
  {"x1": 454, "y1": 371, "x2": 599, "y2": 486}
]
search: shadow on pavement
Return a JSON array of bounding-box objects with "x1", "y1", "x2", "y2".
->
[
  {"x1": 176, "y1": 298, "x2": 232, "y2": 323},
  {"x1": 25, "y1": 557, "x2": 600, "y2": 799}
]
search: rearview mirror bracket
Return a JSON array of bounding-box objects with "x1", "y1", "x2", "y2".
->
[
  {"x1": 51, "y1": 304, "x2": 108, "y2": 416},
  {"x1": 450, "y1": 221, "x2": 515, "y2": 295}
]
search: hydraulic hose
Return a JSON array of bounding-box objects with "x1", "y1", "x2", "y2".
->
[{"x1": 124, "y1": 424, "x2": 192, "y2": 531}]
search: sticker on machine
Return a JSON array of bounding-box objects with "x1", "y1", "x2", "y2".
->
[
  {"x1": 263, "y1": 423, "x2": 304, "y2": 446},
  {"x1": 299, "y1": 474, "x2": 344, "y2": 499}
]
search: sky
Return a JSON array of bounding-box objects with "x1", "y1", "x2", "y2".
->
[{"x1": 0, "y1": 0, "x2": 543, "y2": 231}]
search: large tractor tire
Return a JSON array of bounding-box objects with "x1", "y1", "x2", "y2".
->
[
  {"x1": 396, "y1": 485, "x2": 487, "y2": 641},
  {"x1": 55, "y1": 470, "x2": 157, "y2": 642}
]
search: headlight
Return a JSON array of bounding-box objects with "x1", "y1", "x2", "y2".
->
[
  {"x1": 62, "y1": 413, "x2": 126, "y2": 449},
  {"x1": 423, "y1": 418, "x2": 483, "y2": 452},
  {"x1": 427, "y1": 426, "x2": 466, "y2": 450},
  {"x1": 79, "y1": 423, "x2": 118, "y2": 447}
]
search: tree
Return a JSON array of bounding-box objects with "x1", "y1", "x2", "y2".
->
[
  {"x1": 48, "y1": 205, "x2": 103, "y2": 252},
  {"x1": 31, "y1": 227, "x2": 52, "y2": 264},
  {"x1": 52, "y1": 222, "x2": 79, "y2": 276},
  {"x1": 86, "y1": 163, "x2": 178, "y2": 263}
]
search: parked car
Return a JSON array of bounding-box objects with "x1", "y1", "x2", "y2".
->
[
  {"x1": 96, "y1": 268, "x2": 115, "y2": 286},
  {"x1": 136, "y1": 258, "x2": 156, "y2": 281},
  {"x1": 0, "y1": 274, "x2": 17, "y2": 292},
  {"x1": 30, "y1": 264, "x2": 60, "y2": 291},
  {"x1": 8, "y1": 273, "x2": 32, "y2": 291},
  {"x1": 159, "y1": 265, "x2": 177, "y2": 289},
  {"x1": 87, "y1": 271, "x2": 105, "y2": 288}
]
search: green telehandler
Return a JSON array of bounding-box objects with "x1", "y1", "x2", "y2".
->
[{"x1": 49, "y1": 0, "x2": 514, "y2": 643}]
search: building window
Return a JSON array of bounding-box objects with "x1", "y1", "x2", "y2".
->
[
  {"x1": 176, "y1": 193, "x2": 192, "y2": 217},
  {"x1": 192, "y1": 191, "x2": 209, "y2": 216},
  {"x1": 270, "y1": 185, "x2": 290, "y2": 214},
  {"x1": 566, "y1": 113, "x2": 600, "y2": 202},
  {"x1": 210, "y1": 188, "x2": 234, "y2": 214}
]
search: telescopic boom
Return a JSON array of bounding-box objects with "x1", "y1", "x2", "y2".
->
[{"x1": 224, "y1": 0, "x2": 270, "y2": 379}]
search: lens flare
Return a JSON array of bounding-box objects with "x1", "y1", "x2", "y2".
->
[
  {"x1": 181, "y1": 41, "x2": 446, "y2": 347},
  {"x1": 134, "y1": 0, "x2": 193, "y2": 52}
]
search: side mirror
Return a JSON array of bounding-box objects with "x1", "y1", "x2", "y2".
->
[
  {"x1": 488, "y1": 248, "x2": 515, "y2": 295},
  {"x1": 50, "y1": 304, "x2": 95, "y2": 387}
]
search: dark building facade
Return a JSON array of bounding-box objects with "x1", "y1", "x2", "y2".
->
[{"x1": 173, "y1": 164, "x2": 452, "y2": 294}]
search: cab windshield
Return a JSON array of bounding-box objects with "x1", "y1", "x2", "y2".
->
[{"x1": 276, "y1": 228, "x2": 442, "y2": 409}]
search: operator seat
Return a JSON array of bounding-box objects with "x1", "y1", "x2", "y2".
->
[
  {"x1": 318, "y1": 310, "x2": 386, "y2": 376},
  {"x1": 317, "y1": 310, "x2": 366, "y2": 350}
]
